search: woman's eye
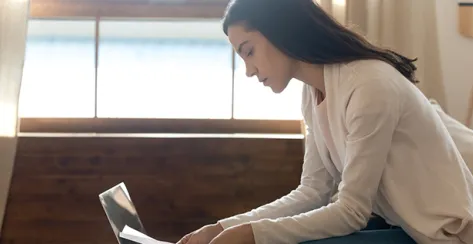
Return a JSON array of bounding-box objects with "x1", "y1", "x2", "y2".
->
[{"x1": 247, "y1": 48, "x2": 254, "y2": 57}]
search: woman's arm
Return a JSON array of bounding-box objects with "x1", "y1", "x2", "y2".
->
[
  {"x1": 245, "y1": 79, "x2": 400, "y2": 244},
  {"x1": 218, "y1": 122, "x2": 335, "y2": 229}
]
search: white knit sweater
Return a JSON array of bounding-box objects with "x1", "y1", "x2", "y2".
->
[{"x1": 218, "y1": 60, "x2": 473, "y2": 244}]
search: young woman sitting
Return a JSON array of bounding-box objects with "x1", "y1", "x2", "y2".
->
[{"x1": 177, "y1": 0, "x2": 473, "y2": 243}]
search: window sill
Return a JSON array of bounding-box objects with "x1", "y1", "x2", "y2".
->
[
  {"x1": 18, "y1": 132, "x2": 303, "y2": 139},
  {"x1": 19, "y1": 118, "x2": 303, "y2": 135}
]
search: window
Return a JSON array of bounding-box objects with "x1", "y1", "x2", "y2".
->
[
  {"x1": 19, "y1": 20, "x2": 96, "y2": 118},
  {"x1": 20, "y1": 18, "x2": 302, "y2": 121},
  {"x1": 97, "y1": 20, "x2": 233, "y2": 119},
  {"x1": 19, "y1": 0, "x2": 303, "y2": 133}
]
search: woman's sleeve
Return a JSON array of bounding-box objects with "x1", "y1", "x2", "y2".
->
[
  {"x1": 246, "y1": 78, "x2": 401, "y2": 244},
  {"x1": 218, "y1": 117, "x2": 335, "y2": 230}
]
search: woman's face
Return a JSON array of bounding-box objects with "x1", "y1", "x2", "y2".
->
[{"x1": 227, "y1": 24, "x2": 298, "y2": 93}]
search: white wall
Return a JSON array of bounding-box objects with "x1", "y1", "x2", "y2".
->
[{"x1": 436, "y1": 0, "x2": 473, "y2": 126}]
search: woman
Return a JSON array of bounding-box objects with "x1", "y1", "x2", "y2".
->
[{"x1": 177, "y1": 0, "x2": 473, "y2": 243}]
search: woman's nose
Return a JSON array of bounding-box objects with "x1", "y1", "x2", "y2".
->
[{"x1": 245, "y1": 62, "x2": 257, "y2": 78}]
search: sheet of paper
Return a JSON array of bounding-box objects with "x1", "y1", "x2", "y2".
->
[{"x1": 120, "y1": 225, "x2": 174, "y2": 244}]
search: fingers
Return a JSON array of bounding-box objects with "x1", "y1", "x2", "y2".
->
[{"x1": 176, "y1": 233, "x2": 192, "y2": 244}]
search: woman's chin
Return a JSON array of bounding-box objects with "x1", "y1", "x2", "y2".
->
[
  {"x1": 269, "y1": 82, "x2": 289, "y2": 94},
  {"x1": 270, "y1": 85, "x2": 285, "y2": 94}
]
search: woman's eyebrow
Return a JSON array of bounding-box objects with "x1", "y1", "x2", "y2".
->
[{"x1": 237, "y1": 40, "x2": 249, "y2": 54}]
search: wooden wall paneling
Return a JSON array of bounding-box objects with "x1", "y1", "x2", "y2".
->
[{"x1": 0, "y1": 136, "x2": 303, "y2": 244}]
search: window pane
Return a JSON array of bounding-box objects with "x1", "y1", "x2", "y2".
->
[
  {"x1": 97, "y1": 20, "x2": 233, "y2": 119},
  {"x1": 19, "y1": 20, "x2": 95, "y2": 118},
  {"x1": 233, "y1": 56, "x2": 303, "y2": 120}
]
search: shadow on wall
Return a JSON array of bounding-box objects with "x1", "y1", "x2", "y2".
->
[{"x1": 467, "y1": 84, "x2": 473, "y2": 128}]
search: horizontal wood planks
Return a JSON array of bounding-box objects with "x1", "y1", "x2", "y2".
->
[{"x1": 1, "y1": 135, "x2": 303, "y2": 244}]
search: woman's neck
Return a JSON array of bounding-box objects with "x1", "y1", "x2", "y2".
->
[{"x1": 293, "y1": 61, "x2": 326, "y2": 96}]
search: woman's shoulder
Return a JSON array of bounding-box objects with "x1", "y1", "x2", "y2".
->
[
  {"x1": 342, "y1": 59, "x2": 403, "y2": 83},
  {"x1": 331, "y1": 59, "x2": 409, "y2": 97},
  {"x1": 324, "y1": 59, "x2": 413, "y2": 117}
]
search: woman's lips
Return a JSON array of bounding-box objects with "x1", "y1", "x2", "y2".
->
[{"x1": 260, "y1": 78, "x2": 268, "y2": 86}]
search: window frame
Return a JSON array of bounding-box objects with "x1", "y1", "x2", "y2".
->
[
  {"x1": 30, "y1": 0, "x2": 230, "y2": 19},
  {"x1": 21, "y1": 0, "x2": 302, "y2": 134},
  {"x1": 19, "y1": 118, "x2": 301, "y2": 134}
]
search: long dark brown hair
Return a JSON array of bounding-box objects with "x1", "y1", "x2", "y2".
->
[{"x1": 222, "y1": 0, "x2": 419, "y2": 84}]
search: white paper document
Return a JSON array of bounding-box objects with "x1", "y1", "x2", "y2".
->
[{"x1": 119, "y1": 225, "x2": 174, "y2": 244}]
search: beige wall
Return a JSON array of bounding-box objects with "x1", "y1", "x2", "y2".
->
[
  {"x1": 436, "y1": 0, "x2": 473, "y2": 126},
  {"x1": 0, "y1": 0, "x2": 29, "y2": 235}
]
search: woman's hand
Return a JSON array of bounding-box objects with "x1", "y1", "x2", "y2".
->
[
  {"x1": 209, "y1": 224, "x2": 255, "y2": 244},
  {"x1": 176, "y1": 223, "x2": 223, "y2": 244}
]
